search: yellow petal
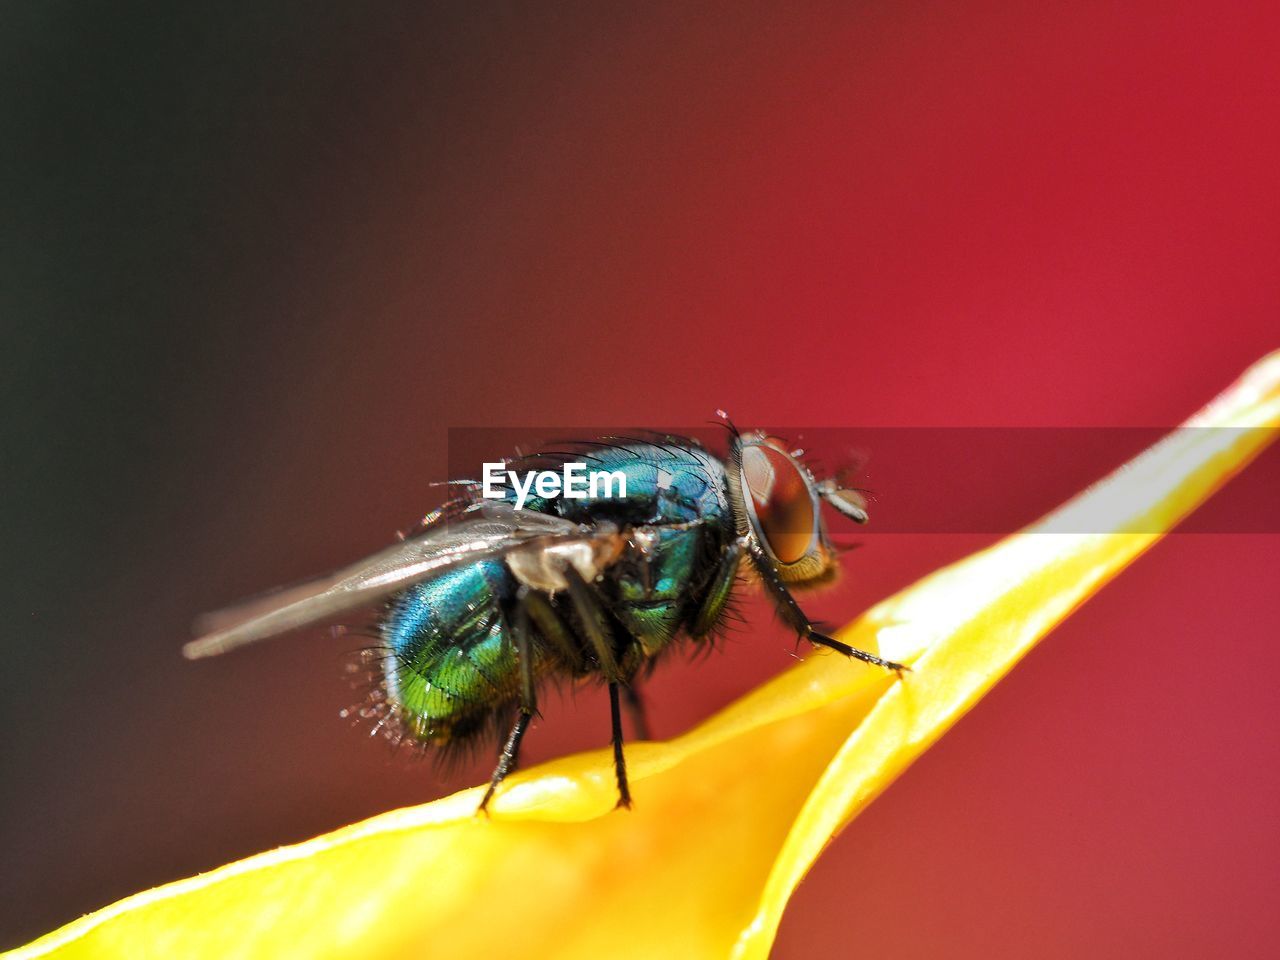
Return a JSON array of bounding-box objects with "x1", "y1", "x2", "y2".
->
[{"x1": 9, "y1": 352, "x2": 1279, "y2": 960}]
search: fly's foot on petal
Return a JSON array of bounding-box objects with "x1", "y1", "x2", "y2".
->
[{"x1": 808, "y1": 630, "x2": 910, "y2": 676}]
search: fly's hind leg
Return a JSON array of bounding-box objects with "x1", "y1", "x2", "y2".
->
[
  {"x1": 478, "y1": 589, "x2": 539, "y2": 816},
  {"x1": 745, "y1": 539, "x2": 908, "y2": 675},
  {"x1": 560, "y1": 564, "x2": 636, "y2": 809},
  {"x1": 608, "y1": 681, "x2": 633, "y2": 809}
]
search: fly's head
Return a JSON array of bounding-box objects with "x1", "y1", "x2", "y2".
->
[{"x1": 726, "y1": 428, "x2": 869, "y2": 584}]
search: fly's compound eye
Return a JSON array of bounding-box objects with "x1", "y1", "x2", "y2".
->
[{"x1": 740, "y1": 438, "x2": 820, "y2": 565}]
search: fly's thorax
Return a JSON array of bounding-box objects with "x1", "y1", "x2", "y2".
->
[{"x1": 606, "y1": 522, "x2": 728, "y2": 656}]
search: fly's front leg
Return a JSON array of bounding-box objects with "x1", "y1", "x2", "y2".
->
[
  {"x1": 745, "y1": 539, "x2": 908, "y2": 675},
  {"x1": 478, "y1": 589, "x2": 539, "y2": 816}
]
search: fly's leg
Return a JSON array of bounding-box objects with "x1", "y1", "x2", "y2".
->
[
  {"x1": 807, "y1": 630, "x2": 908, "y2": 673},
  {"x1": 609, "y1": 681, "x2": 633, "y2": 809},
  {"x1": 561, "y1": 564, "x2": 636, "y2": 809},
  {"x1": 478, "y1": 591, "x2": 539, "y2": 816},
  {"x1": 522, "y1": 587, "x2": 586, "y2": 673},
  {"x1": 745, "y1": 539, "x2": 908, "y2": 675},
  {"x1": 621, "y1": 682, "x2": 651, "y2": 741},
  {"x1": 561, "y1": 564, "x2": 622, "y2": 680},
  {"x1": 477, "y1": 712, "x2": 532, "y2": 817}
]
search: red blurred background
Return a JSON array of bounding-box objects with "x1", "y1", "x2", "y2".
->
[{"x1": 2, "y1": 1, "x2": 1278, "y2": 955}]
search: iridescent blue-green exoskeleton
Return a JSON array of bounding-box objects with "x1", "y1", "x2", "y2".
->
[{"x1": 184, "y1": 426, "x2": 903, "y2": 811}]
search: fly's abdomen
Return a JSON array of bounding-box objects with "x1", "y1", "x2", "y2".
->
[{"x1": 381, "y1": 559, "x2": 521, "y2": 745}]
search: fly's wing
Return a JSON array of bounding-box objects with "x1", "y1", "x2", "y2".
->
[{"x1": 183, "y1": 505, "x2": 581, "y2": 660}]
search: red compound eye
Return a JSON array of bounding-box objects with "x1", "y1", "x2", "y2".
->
[{"x1": 740, "y1": 440, "x2": 817, "y2": 564}]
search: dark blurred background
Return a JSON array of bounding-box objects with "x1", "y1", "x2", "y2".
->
[{"x1": 2, "y1": 2, "x2": 1278, "y2": 956}]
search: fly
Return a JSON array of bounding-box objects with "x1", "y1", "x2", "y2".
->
[{"x1": 184, "y1": 422, "x2": 904, "y2": 813}]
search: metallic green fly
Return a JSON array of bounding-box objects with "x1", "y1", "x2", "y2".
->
[{"x1": 185, "y1": 423, "x2": 901, "y2": 812}]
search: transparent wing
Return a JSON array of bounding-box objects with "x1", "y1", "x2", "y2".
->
[{"x1": 183, "y1": 505, "x2": 581, "y2": 660}]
